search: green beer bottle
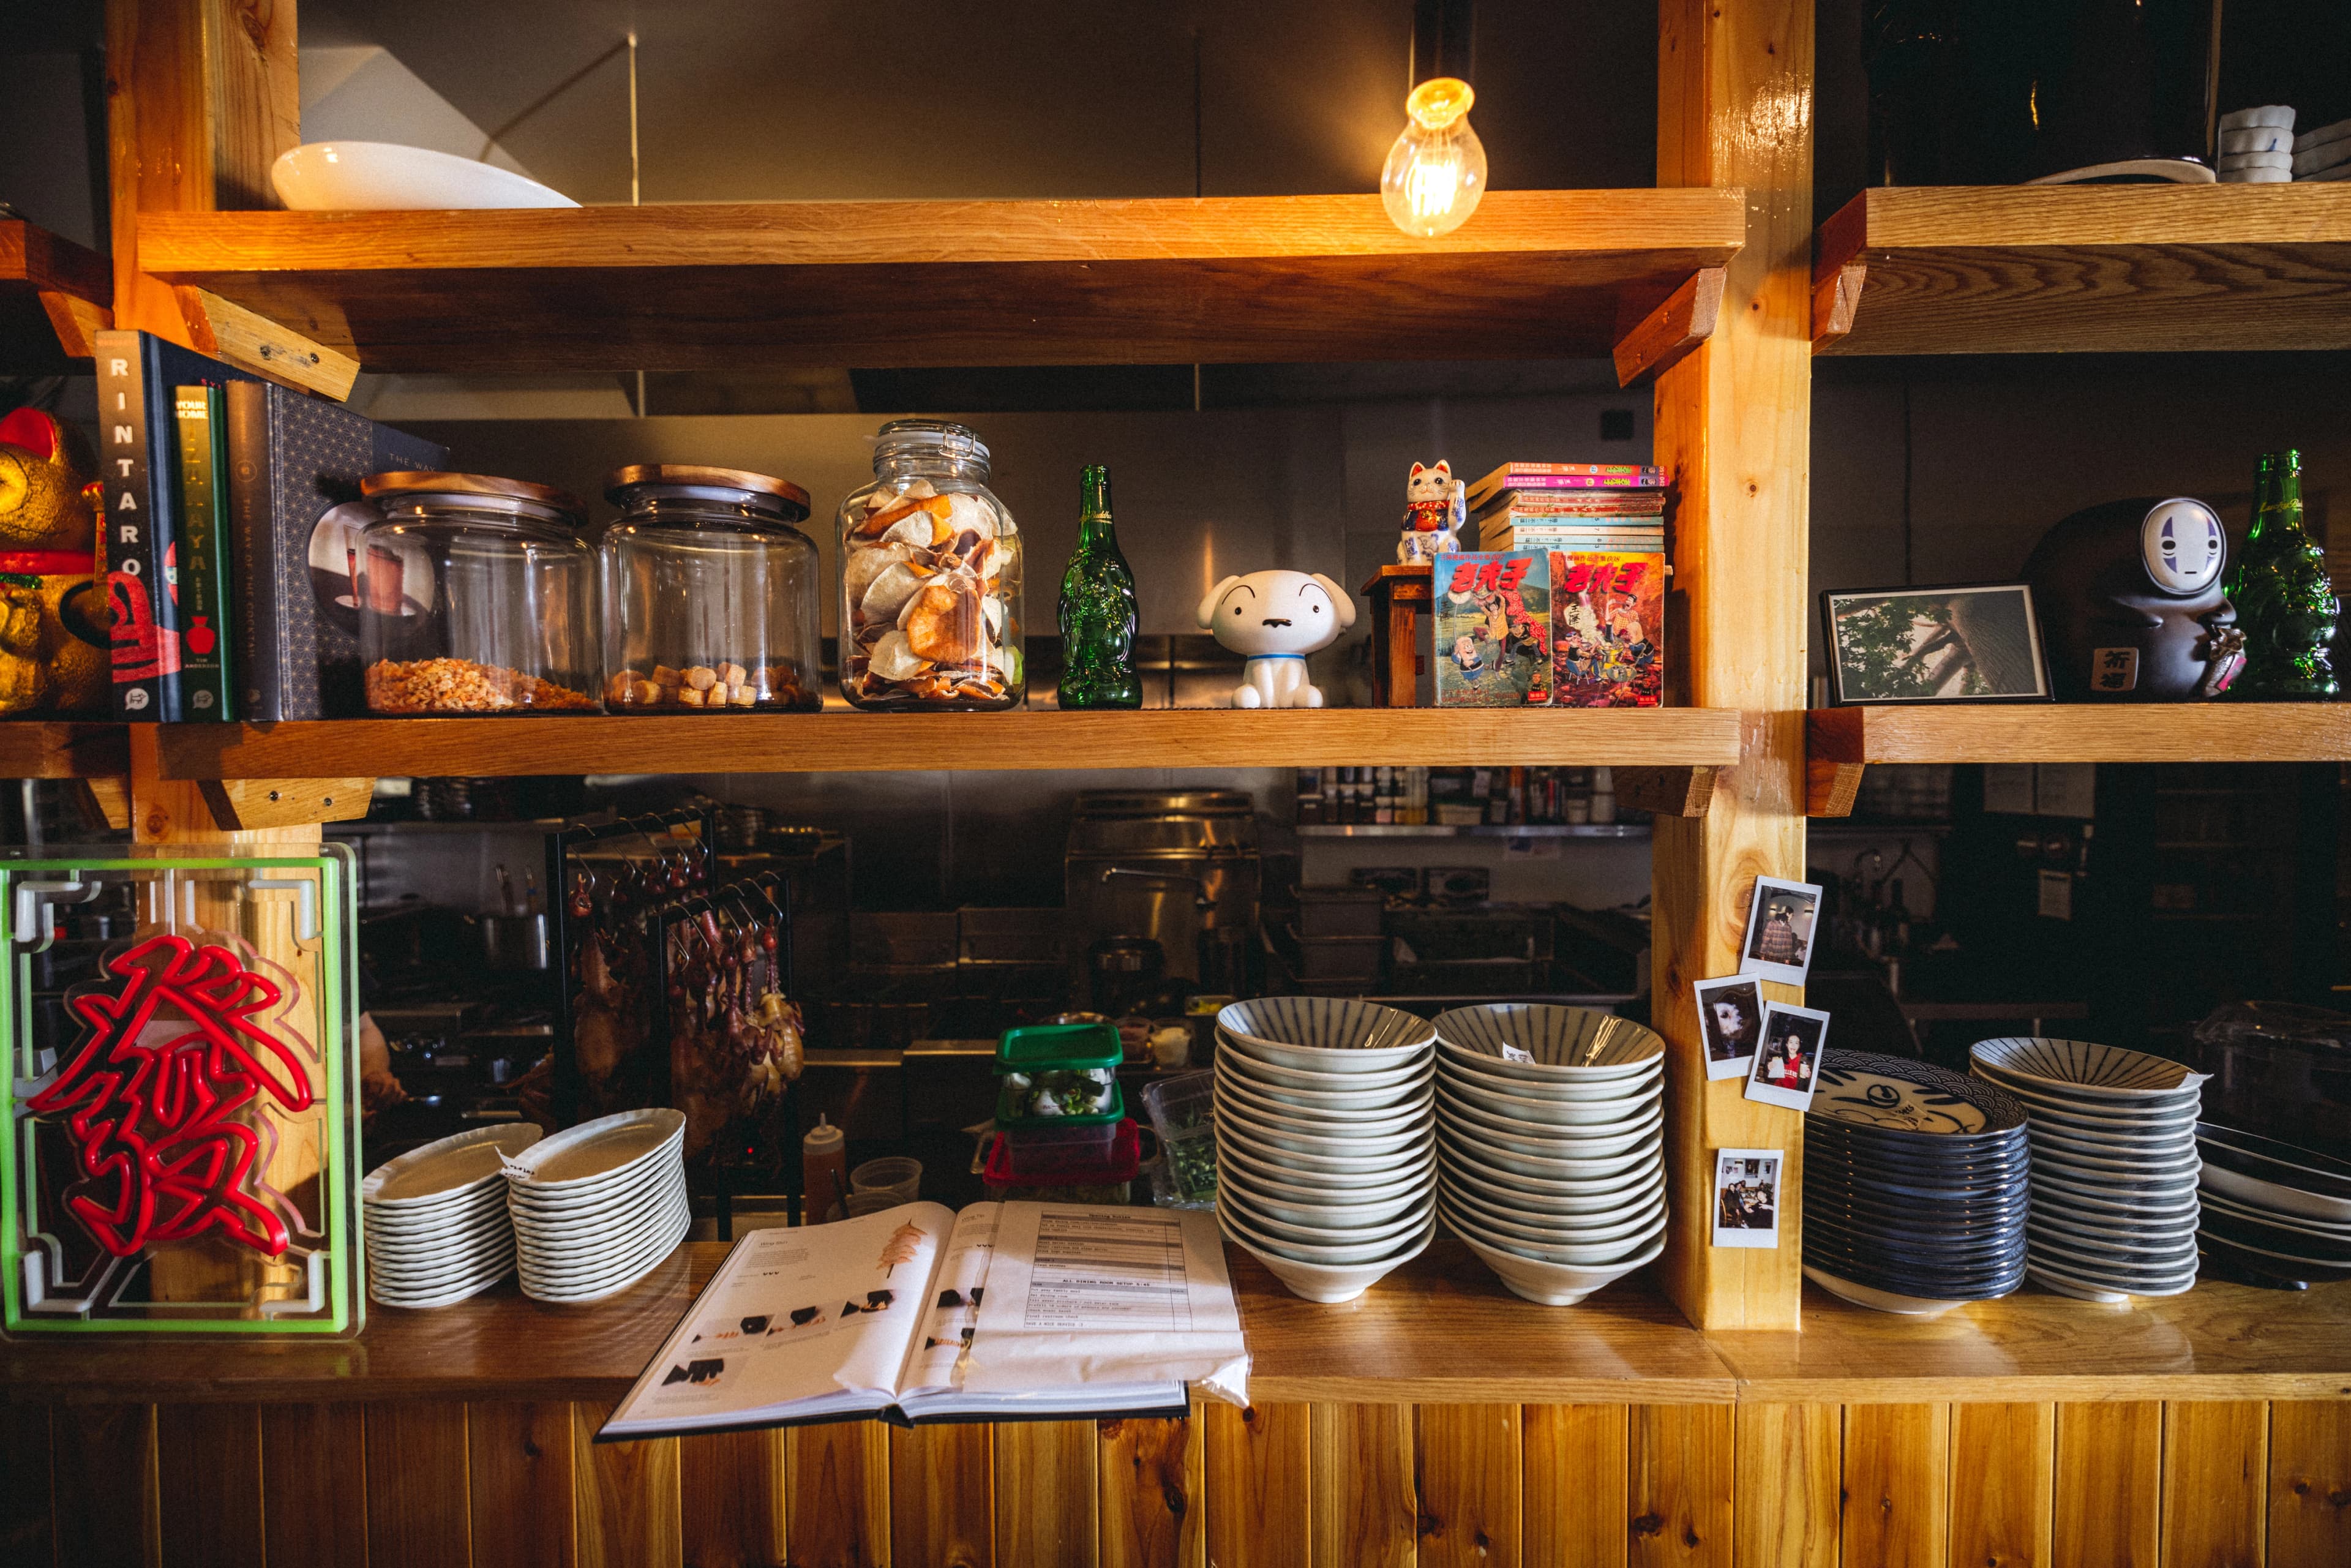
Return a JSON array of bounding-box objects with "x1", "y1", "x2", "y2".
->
[
  {"x1": 2228, "y1": 450, "x2": 2339, "y2": 700},
  {"x1": 1056, "y1": 465, "x2": 1142, "y2": 709}
]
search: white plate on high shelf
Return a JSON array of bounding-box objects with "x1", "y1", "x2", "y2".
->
[{"x1": 272, "y1": 142, "x2": 578, "y2": 211}]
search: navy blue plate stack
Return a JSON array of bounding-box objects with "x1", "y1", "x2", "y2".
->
[
  {"x1": 1802, "y1": 1051, "x2": 2030, "y2": 1316},
  {"x1": 2195, "y1": 1123, "x2": 2351, "y2": 1289}
]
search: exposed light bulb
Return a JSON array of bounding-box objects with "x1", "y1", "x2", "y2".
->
[{"x1": 1381, "y1": 77, "x2": 1486, "y2": 238}]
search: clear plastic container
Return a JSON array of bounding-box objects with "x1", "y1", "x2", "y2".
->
[
  {"x1": 838, "y1": 420, "x2": 1022, "y2": 709},
  {"x1": 996, "y1": 1073, "x2": 1123, "y2": 1130},
  {"x1": 1141, "y1": 1072, "x2": 1217, "y2": 1204},
  {"x1": 601, "y1": 464, "x2": 822, "y2": 713},
  {"x1": 358, "y1": 472, "x2": 600, "y2": 714},
  {"x1": 984, "y1": 1118, "x2": 1141, "y2": 1185}
]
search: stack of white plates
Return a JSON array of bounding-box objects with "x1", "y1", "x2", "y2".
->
[
  {"x1": 1431, "y1": 1005, "x2": 1668, "y2": 1305},
  {"x1": 504, "y1": 1108, "x2": 692, "y2": 1304},
  {"x1": 364, "y1": 1124, "x2": 542, "y2": 1309},
  {"x1": 2196, "y1": 1123, "x2": 2351, "y2": 1288},
  {"x1": 1970, "y1": 1037, "x2": 2206, "y2": 1302},
  {"x1": 1212, "y1": 997, "x2": 1438, "y2": 1303}
]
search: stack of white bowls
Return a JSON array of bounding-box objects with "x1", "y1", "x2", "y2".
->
[
  {"x1": 363, "y1": 1124, "x2": 542, "y2": 1309},
  {"x1": 504, "y1": 1108, "x2": 693, "y2": 1304},
  {"x1": 1212, "y1": 997, "x2": 1438, "y2": 1303},
  {"x1": 1970, "y1": 1037, "x2": 2206, "y2": 1302},
  {"x1": 1431, "y1": 1005, "x2": 1668, "y2": 1305}
]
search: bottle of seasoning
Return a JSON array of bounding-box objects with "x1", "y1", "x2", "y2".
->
[{"x1": 801, "y1": 1114, "x2": 849, "y2": 1225}]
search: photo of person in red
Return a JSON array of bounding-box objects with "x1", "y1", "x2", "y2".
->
[{"x1": 1744, "y1": 1003, "x2": 1830, "y2": 1111}]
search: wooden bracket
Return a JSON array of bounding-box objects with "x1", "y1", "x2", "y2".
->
[
  {"x1": 38, "y1": 291, "x2": 112, "y2": 359},
  {"x1": 1615, "y1": 765, "x2": 1720, "y2": 818},
  {"x1": 1812, "y1": 261, "x2": 1865, "y2": 350},
  {"x1": 179, "y1": 287, "x2": 360, "y2": 400},
  {"x1": 72, "y1": 776, "x2": 132, "y2": 833},
  {"x1": 1804, "y1": 707, "x2": 1866, "y2": 816},
  {"x1": 196, "y1": 778, "x2": 377, "y2": 832},
  {"x1": 1614, "y1": 268, "x2": 1727, "y2": 388}
]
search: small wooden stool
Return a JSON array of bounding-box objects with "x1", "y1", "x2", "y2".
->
[{"x1": 1361, "y1": 563, "x2": 1433, "y2": 707}]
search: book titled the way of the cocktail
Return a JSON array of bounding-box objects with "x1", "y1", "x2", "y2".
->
[{"x1": 597, "y1": 1201, "x2": 1248, "y2": 1441}]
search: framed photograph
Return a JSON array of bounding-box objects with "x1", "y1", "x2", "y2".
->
[
  {"x1": 1821, "y1": 583, "x2": 2052, "y2": 706},
  {"x1": 1694, "y1": 976, "x2": 1766, "y2": 1082},
  {"x1": 1711, "y1": 1148, "x2": 1783, "y2": 1248},
  {"x1": 1738, "y1": 876, "x2": 1821, "y2": 986},
  {"x1": 1744, "y1": 1002, "x2": 1831, "y2": 1112}
]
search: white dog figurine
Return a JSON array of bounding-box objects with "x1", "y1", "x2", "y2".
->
[{"x1": 1196, "y1": 570, "x2": 1356, "y2": 708}]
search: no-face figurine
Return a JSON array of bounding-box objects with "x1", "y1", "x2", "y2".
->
[{"x1": 2022, "y1": 496, "x2": 2247, "y2": 701}]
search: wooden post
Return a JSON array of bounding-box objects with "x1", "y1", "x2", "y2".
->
[{"x1": 1650, "y1": 0, "x2": 1815, "y2": 1330}]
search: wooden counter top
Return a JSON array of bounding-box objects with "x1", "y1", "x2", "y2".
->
[{"x1": 7, "y1": 1240, "x2": 2349, "y2": 1408}]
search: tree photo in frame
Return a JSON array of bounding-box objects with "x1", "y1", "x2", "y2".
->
[{"x1": 1821, "y1": 583, "x2": 2052, "y2": 705}]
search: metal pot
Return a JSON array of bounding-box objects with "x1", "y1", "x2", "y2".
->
[{"x1": 471, "y1": 912, "x2": 552, "y2": 971}]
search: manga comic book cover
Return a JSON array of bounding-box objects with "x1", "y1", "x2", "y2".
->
[
  {"x1": 1432, "y1": 550, "x2": 1551, "y2": 707},
  {"x1": 1550, "y1": 550, "x2": 1665, "y2": 707}
]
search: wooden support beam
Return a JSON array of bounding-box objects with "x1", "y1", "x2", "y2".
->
[
  {"x1": 196, "y1": 777, "x2": 375, "y2": 831},
  {"x1": 38, "y1": 291, "x2": 112, "y2": 360},
  {"x1": 1614, "y1": 266, "x2": 1727, "y2": 387},
  {"x1": 178, "y1": 285, "x2": 359, "y2": 399},
  {"x1": 106, "y1": 0, "x2": 300, "y2": 343},
  {"x1": 1651, "y1": 0, "x2": 1814, "y2": 1332},
  {"x1": 1811, "y1": 261, "x2": 1865, "y2": 349},
  {"x1": 1805, "y1": 708, "x2": 1868, "y2": 817},
  {"x1": 1616, "y1": 765, "x2": 1720, "y2": 818}
]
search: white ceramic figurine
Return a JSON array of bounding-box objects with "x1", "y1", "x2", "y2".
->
[
  {"x1": 1398, "y1": 460, "x2": 1465, "y2": 562},
  {"x1": 1196, "y1": 569, "x2": 1356, "y2": 708}
]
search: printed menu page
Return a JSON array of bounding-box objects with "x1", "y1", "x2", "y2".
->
[
  {"x1": 897, "y1": 1202, "x2": 1002, "y2": 1399},
  {"x1": 610, "y1": 1202, "x2": 953, "y2": 1432},
  {"x1": 961, "y1": 1202, "x2": 1248, "y2": 1405}
]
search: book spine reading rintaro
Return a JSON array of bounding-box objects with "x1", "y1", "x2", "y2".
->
[
  {"x1": 172, "y1": 386, "x2": 235, "y2": 719},
  {"x1": 93, "y1": 332, "x2": 175, "y2": 719}
]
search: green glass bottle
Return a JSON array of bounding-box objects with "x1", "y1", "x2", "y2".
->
[
  {"x1": 1056, "y1": 465, "x2": 1142, "y2": 708},
  {"x1": 2228, "y1": 449, "x2": 2340, "y2": 700}
]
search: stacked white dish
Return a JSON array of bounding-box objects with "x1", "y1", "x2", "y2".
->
[
  {"x1": 1431, "y1": 1005, "x2": 1668, "y2": 1305},
  {"x1": 1212, "y1": 997, "x2": 1438, "y2": 1303},
  {"x1": 504, "y1": 1108, "x2": 693, "y2": 1304},
  {"x1": 1970, "y1": 1037, "x2": 2206, "y2": 1302},
  {"x1": 364, "y1": 1123, "x2": 542, "y2": 1309}
]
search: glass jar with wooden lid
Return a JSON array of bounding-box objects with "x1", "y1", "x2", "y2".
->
[
  {"x1": 357, "y1": 471, "x2": 601, "y2": 715},
  {"x1": 601, "y1": 464, "x2": 823, "y2": 713}
]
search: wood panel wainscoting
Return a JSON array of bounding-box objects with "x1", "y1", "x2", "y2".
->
[{"x1": 7, "y1": 1242, "x2": 2351, "y2": 1567}]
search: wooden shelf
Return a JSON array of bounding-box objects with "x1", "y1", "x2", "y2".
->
[
  {"x1": 0, "y1": 217, "x2": 110, "y2": 368},
  {"x1": 1812, "y1": 184, "x2": 2351, "y2": 356},
  {"x1": 0, "y1": 722, "x2": 127, "y2": 781},
  {"x1": 151, "y1": 707, "x2": 1744, "y2": 783},
  {"x1": 1807, "y1": 703, "x2": 2351, "y2": 814},
  {"x1": 136, "y1": 190, "x2": 1745, "y2": 377},
  {"x1": 6, "y1": 1240, "x2": 2346, "y2": 1407}
]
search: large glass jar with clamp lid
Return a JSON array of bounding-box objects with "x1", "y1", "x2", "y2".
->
[
  {"x1": 601, "y1": 464, "x2": 823, "y2": 712},
  {"x1": 357, "y1": 472, "x2": 600, "y2": 713},
  {"x1": 836, "y1": 419, "x2": 1024, "y2": 710}
]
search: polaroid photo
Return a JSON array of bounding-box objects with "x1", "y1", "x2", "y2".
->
[
  {"x1": 1743, "y1": 1002, "x2": 1831, "y2": 1112},
  {"x1": 1819, "y1": 582, "x2": 2052, "y2": 706},
  {"x1": 1738, "y1": 875, "x2": 1823, "y2": 986},
  {"x1": 1694, "y1": 975, "x2": 1766, "y2": 1082},
  {"x1": 1711, "y1": 1148, "x2": 1783, "y2": 1249}
]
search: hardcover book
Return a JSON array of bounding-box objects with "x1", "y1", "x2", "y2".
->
[
  {"x1": 171, "y1": 386, "x2": 234, "y2": 719},
  {"x1": 225, "y1": 380, "x2": 449, "y2": 719},
  {"x1": 92, "y1": 331, "x2": 260, "y2": 720},
  {"x1": 1551, "y1": 550, "x2": 1666, "y2": 707},
  {"x1": 1431, "y1": 550, "x2": 1552, "y2": 707}
]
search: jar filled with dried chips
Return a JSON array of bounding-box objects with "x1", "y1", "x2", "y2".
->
[
  {"x1": 838, "y1": 420, "x2": 1023, "y2": 710},
  {"x1": 601, "y1": 464, "x2": 823, "y2": 713},
  {"x1": 358, "y1": 472, "x2": 600, "y2": 714}
]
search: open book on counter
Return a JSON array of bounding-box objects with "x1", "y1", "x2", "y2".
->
[{"x1": 598, "y1": 1201, "x2": 1248, "y2": 1441}]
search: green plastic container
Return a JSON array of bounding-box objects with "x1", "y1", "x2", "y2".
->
[
  {"x1": 995, "y1": 1021, "x2": 1122, "y2": 1075},
  {"x1": 995, "y1": 1075, "x2": 1127, "y2": 1130}
]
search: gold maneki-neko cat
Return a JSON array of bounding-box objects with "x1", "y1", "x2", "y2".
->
[{"x1": 0, "y1": 408, "x2": 110, "y2": 715}]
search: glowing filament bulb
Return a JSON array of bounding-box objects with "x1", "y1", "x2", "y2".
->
[{"x1": 1381, "y1": 77, "x2": 1486, "y2": 238}]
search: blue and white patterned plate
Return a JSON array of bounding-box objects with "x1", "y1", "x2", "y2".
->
[
  {"x1": 1810, "y1": 1050, "x2": 2029, "y2": 1138},
  {"x1": 1970, "y1": 1037, "x2": 2210, "y2": 1101}
]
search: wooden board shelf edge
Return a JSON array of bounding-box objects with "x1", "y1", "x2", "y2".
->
[
  {"x1": 152, "y1": 709, "x2": 1748, "y2": 782},
  {"x1": 1808, "y1": 703, "x2": 2351, "y2": 776}
]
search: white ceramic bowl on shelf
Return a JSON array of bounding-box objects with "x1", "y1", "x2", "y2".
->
[
  {"x1": 1431, "y1": 1004, "x2": 1667, "y2": 1082},
  {"x1": 1456, "y1": 1229, "x2": 1665, "y2": 1307},
  {"x1": 1219, "y1": 1207, "x2": 1435, "y2": 1304},
  {"x1": 1217, "y1": 997, "x2": 1437, "y2": 1074},
  {"x1": 272, "y1": 141, "x2": 579, "y2": 211}
]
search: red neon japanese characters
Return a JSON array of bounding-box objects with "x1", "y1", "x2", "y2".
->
[{"x1": 26, "y1": 933, "x2": 313, "y2": 1258}]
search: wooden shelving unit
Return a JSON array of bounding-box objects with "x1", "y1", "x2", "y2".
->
[
  {"x1": 1812, "y1": 184, "x2": 2351, "y2": 356},
  {"x1": 0, "y1": 722, "x2": 127, "y2": 781},
  {"x1": 143, "y1": 707, "x2": 1743, "y2": 786},
  {"x1": 1806, "y1": 702, "x2": 2351, "y2": 814},
  {"x1": 137, "y1": 190, "x2": 1745, "y2": 378},
  {"x1": 0, "y1": 217, "x2": 110, "y2": 368}
]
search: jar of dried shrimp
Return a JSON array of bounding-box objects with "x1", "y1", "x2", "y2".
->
[
  {"x1": 838, "y1": 420, "x2": 1022, "y2": 710},
  {"x1": 601, "y1": 464, "x2": 823, "y2": 713},
  {"x1": 357, "y1": 472, "x2": 600, "y2": 715}
]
